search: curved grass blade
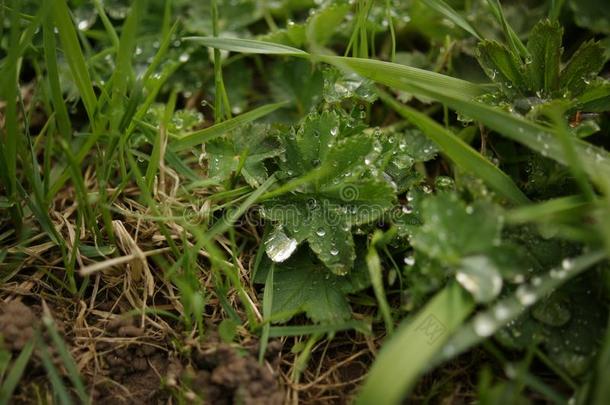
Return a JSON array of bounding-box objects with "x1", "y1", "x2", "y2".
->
[
  {"x1": 188, "y1": 37, "x2": 486, "y2": 100},
  {"x1": 319, "y1": 55, "x2": 486, "y2": 100},
  {"x1": 380, "y1": 91, "x2": 529, "y2": 205},
  {"x1": 356, "y1": 283, "x2": 474, "y2": 404},
  {"x1": 170, "y1": 101, "x2": 288, "y2": 151},
  {"x1": 184, "y1": 36, "x2": 308, "y2": 55},
  {"x1": 421, "y1": 0, "x2": 482, "y2": 40},
  {"x1": 430, "y1": 250, "x2": 606, "y2": 370},
  {"x1": 187, "y1": 37, "x2": 610, "y2": 186}
]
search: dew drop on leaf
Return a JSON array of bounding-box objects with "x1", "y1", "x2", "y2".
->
[{"x1": 265, "y1": 228, "x2": 298, "y2": 263}]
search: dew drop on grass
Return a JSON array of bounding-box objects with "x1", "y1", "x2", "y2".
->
[
  {"x1": 516, "y1": 284, "x2": 537, "y2": 306},
  {"x1": 265, "y1": 229, "x2": 297, "y2": 263},
  {"x1": 473, "y1": 313, "x2": 496, "y2": 337},
  {"x1": 494, "y1": 303, "x2": 511, "y2": 321},
  {"x1": 456, "y1": 256, "x2": 503, "y2": 303}
]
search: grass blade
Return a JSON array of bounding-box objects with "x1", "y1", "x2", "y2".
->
[
  {"x1": 0, "y1": 337, "x2": 36, "y2": 403},
  {"x1": 52, "y1": 0, "x2": 98, "y2": 126},
  {"x1": 356, "y1": 283, "x2": 474, "y2": 404},
  {"x1": 421, "y1": 0, "x2": 482, "y2": 39},
  {"x1": 43, "y1": 312, "x2": 89, "y2": 404},
  {"x1": 380, "y1": 91, "x2": 529, "y2": 205},
  {"x1": 367, "y1": 232, "x2": 395, "y2": 334},
  {"x1": 184, "y1": 36, "x2": 308, "y2": 55},
  {"x1": 432, "y1": 250, "x2": 606, "y2": 369},
  {"x1": 170, "y1": 101, "x2": 288, "y2": 151},
  {"x1": 259, "y1": 263, "x2": 274, "y2": 363}
]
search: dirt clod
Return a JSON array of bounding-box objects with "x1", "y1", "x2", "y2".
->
[
  {"x1": 187, "y1": 345, "x2": 283, "y2": 405},
  {"x1": 0, "y1": 300, "x2": 37, "y2": 351}
]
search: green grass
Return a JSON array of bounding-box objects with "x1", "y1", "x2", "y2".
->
[{"x1": 1, "y1": 0, "x2": 610, "y2": 403}]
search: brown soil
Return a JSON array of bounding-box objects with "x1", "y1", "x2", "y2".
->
[{"x1": 0, "y1": 300, "x2": 38, "y2": 351}]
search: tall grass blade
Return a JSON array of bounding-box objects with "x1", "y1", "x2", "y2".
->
[
  {"x1": 380, "y1": 91, "x2": 529, "y2": 205},
  {"x1": 356, "y1": 283, "x2": 474, "y2": 404},
  {"x1": 184, "y1": 36, "x2": 308, "y2": 55},
  {"x1": 170, "y1": 101, "x2": 288, "y2": 151},
  {"x1": 432, "y1": 250, "x2": 606, "y2": 369},
  {"x1": 52, "y1": 0, "x2": 98, "y2": 125},
  {"x1": 421, "y1": 0, "x2": 482, "y2": 39}
]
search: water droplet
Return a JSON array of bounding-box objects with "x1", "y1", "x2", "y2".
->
[
  {"x1": 316, "y1": 228, "x2": 326, "y2": 237},
  {"x1": 456, "y1": 256, "x2": 503, "y2": 303},
  {"x1": 265, "y1": 228, "x2": 298, "y2": 263},
  {"x1": 474, "y1": 313, "x2": 496, "y2": 337},
  {"x1": 516, "y1": 284, "x2": 537, "y2": 306},
  {"x1": 494, "y1": 304, "x2": 511, "y2": 321}
]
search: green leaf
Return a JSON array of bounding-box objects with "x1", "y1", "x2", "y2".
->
[
  {"x1": 560, "y1": 40, "x2": 606, "y2": 96},
  {"x1": 206, "y1": 123, "x2": 281, "y2": 187},
  {"x1": 306, "y1": 3, "x2": 351, "y2": 46},
  {"x1": 412, "y1": 193, "x2": 503, "y2": 264},
  {"x1": 356, "y1": 283, "x2": 474, "y2": 404},
  {"x1": 262, "y1": 249, "x2": 369, "y2": 323},
  {"x1": 269, "y1": 60, "x2": 323, "y2": 115},
  {"x1": 526, "y1": 19, "x2": 563, "y2": 93},
  {"x1": 476, "y1": 40, "x2": 527, "y2": 92},
  {"x1": 574, "y1": 80, "x2": 610, "y2": 112},
  {"x1": 262, "y1": 110, "x2": 395, "y2": 273}
]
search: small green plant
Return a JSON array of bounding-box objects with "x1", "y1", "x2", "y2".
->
[{"x1": 1, "y1": 0, "x2": 610, "y2": 403}]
